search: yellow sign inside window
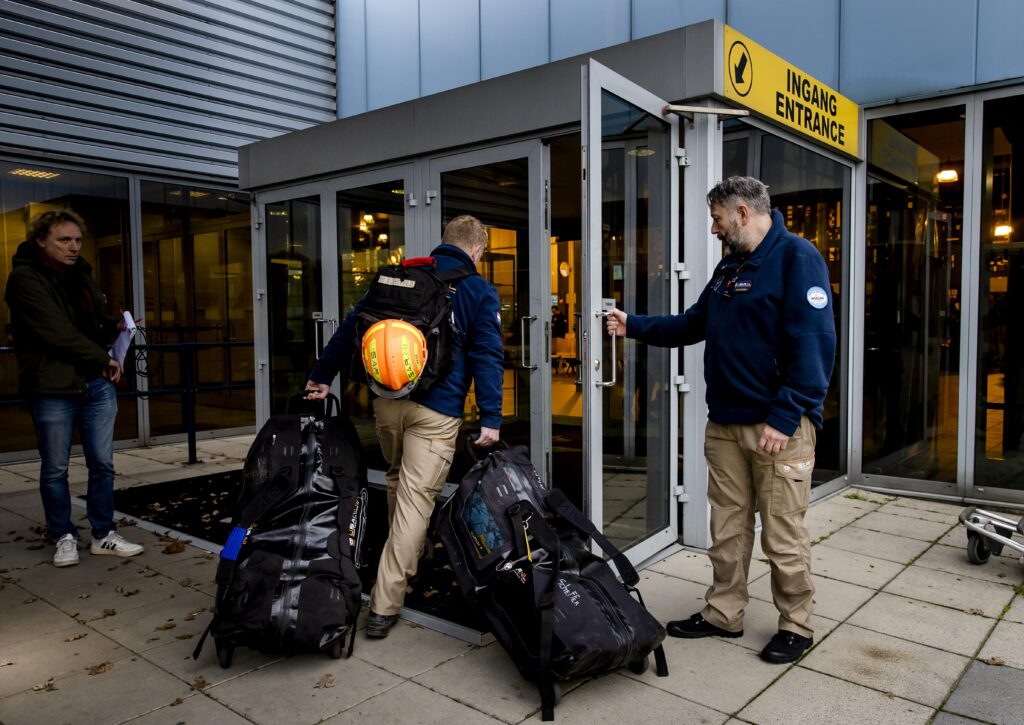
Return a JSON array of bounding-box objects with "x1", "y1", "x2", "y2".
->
[{"x1": 723, "y1": 26, "x2": 859, "y2": 157}]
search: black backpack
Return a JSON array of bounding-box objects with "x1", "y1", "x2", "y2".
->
[
  {"x1": 193, "y1": 395, "x2": 368, "y2": 667},
  {"x1": 437, "y1": 445, "x2": 668, "y2": 721},
  {"x1": 353, "y1": 256, "x2": 475, "y2": 398}
]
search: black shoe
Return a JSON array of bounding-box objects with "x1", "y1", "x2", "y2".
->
[
  {"x1": 366, "y1": 611, "x2": 399, "y2": 639},
  {"x1": 759, "y1": 630, "x2": 813, "y2": 663},
  {"x1": 666, "y1": 613, "x2": 743, "y2": 639}
]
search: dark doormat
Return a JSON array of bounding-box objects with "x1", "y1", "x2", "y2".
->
[{"x1": 107, "y1": 471, "x2": 487, "y2": 632}]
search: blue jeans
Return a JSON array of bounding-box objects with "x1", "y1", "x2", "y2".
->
[{"x1": 31, "y1": 378, "x2": 118, "y2": 540}]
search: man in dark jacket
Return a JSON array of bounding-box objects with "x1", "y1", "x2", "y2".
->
[
  {"x1": 5, "y1": 210, "x2": 144, "y2": 567},
  {"x1": 607, "y1": 177, "x2": 836, "y2": 664},
  {"x1": 305, "y1": 214, "x2": 503, "y2": 639}
]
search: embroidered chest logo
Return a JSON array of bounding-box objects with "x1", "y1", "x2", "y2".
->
[{"x1": 732, "y1": 279, "x2": 752, "y2": 293}]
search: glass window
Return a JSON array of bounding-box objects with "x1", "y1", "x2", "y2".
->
[
  {"x1": 863, "y1": 108, "x2": 965, "y2": 482},
  {"x1": 976, "y1": 94, "x2": 1024, "y2": 491},
  {"x1": 0, "y1": 161, "x2": 135, "y2": 454},
  {"x1": 140, "y1": 182, "x2": 254, "y2": 436}
]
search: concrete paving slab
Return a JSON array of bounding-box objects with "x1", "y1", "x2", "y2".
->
[
  {"x1": 748, "y1": 572, "x2": 875, "y2": 622},
  {"x1": 726, "y1": 595, "x2": 839, "y2": 654},
  {"x1": 0, "y1": 653, "x2": 193, "y2": 725},
  {"x1": 632, "y1": 568, "x2": 709, "y2": 624},
  {"x1": 413, "y1": 642, "x2": 542, "y2": 723},
  {"x1": 943, "y1": 660, "x2": 1024, "y2": 725},
  {"x1": 620, "y1": 633, "x2": 781, "y2": 713},
  {"x1": 351, "y1": 619, "x2": 476, "y2": 679},
  {"x1": 886, "y1": 497, "x2": 967, "y2": 516},
  {"x1": 0, "y1": 471, "x2": 35, "y2": 493},
  {"x1": 0, "y1": 461, "x2": 42, "y2": 479},
  {"x1": 849, "y1": 510, "x2": 954, "y2": 542},
  {"x1": 882, "y1": 564, "x2": 1017, "y2": 619},
  {"x1": 737, "y1": 665, "x2": 933, "y2": 725},
  {"x1": 523, "y1": 671, "x2": 727, "y2": 724},
  {"x1": 0, "y1": 626, "x2": 134, "y2": 698},
  {"x1": 0, "y1": 582, "x2": 79, "y2": 647},
  {"x1": 1004, "y1": 596, "x2": 1024, "y2": 624},
  {"x1": 324, "y1": 679, "x2": 504, "y2": 725},
  {"x1": 931, "y1": 713, "x2": 989, "y2": 725},
  {"x1": 649, "y1": 548, "x2": 769, "y2": 587},
  {"x1": 144, "y1": 635, "x2": 285, "y2": 689},
  {"x1": 977, "y1": 619, "x2": 1024, "y2": 670},
  {"x1": 0, "y1": 491, "x2": 44, "y2": 517},
  {"x1": 911, "y1": 543, "x2": 1024, "y2": 586},
  {"x1": 207, "y1": 650, "x2": 403, "y2": 725},
  {"x1": 880, "y1": 502, "x2": 959, "y2": 524},
  {"x1": 810, "y1": 544, "x2": 905, "y2": 589},
  {"x1": 118, "y1": 446, "x2": 207, "y2": 465},
  {"x1": 813, "y1": 525, "x2": 932, "y2": 565},
  {"x1": 848, "y1": 592, "x2": 996, "y2": 657},
  {"x1": 108, "y1": 456, "x2": 183, "y2": 478},
  {"x1": 88, "y1": 588, "x2": 213, "y2": 653},
  {"x1": 800, "y1": 624, "x2": 968, "y2": 707},
  {"x1": 120, "y1": 692, "x2": 253, "y2": 724},
  {"x1": 804, "y1": 503, "x2": 868, "y2": 541}
]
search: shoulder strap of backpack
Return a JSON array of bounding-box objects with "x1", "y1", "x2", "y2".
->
[
  {"x1": 436, "y1": 266, "x2": 477, "y2": 283},
  {"x1": 545, "y1": 488, "x2": 639, "y2": 587}
]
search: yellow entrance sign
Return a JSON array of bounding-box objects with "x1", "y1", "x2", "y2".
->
[{"x1": 723, "y1": 26, "x2": 859, "y2": 156}]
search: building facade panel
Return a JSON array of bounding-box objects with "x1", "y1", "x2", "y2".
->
[
  {"x1": 550, "y1": 0, "x2": 631, "y2": 61},
  {"x1": 0, "y1": 0, "x2": 336, "y2": 179},
  {"x1": 976, "y1": 0, "x2": 1024, "y2": 85},
  {"x1": 633, "y1": 0, "x2": 723, "y2": 39},
  {"x1": 480, "y1": 0, "x2": 549, "y2": 80},
  {"x1": 419, "y1": 0, "x2": 481, "y2": 97},
  {"x1": 338, "y1": 0, "x2": 368, "y2": 117},
  {"x1": 365, "y1": 0, "x2": 420, "y2": 111}
]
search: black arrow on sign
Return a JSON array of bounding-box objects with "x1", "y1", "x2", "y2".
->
[{"x1": 734, "y1": 52, "x2": 748, "y2": 85}]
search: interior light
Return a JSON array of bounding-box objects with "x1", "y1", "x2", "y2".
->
[
  {"x1": 9, "y1": 167, "x2": 60, "y2": 179},
  {"x1": 362, "y1": 214, "x2": 375, "y2": 223},
  {"x1": 559, "y1": 261, "x2": 570, "y2": 278},
  {"x1": 378, "y1": 233, "x2": 388, "y2": 242},
  {"x1": 995, "y1": 224, "x2": 1013, "y2": 237},
  {"x1": 358, "y1": 223, "x2": 368, "y2": 233},
  {"x1": 168, "y1": 190, "x2": 182, "y2": 196},
  {"x1": 627, "y1": 148, "x2": 656, "y2": 157},
  {"x1": 189, "y1": 190, "x2": 209, "y2": 198},
  {"x1": 391, "y1": 188, "x2": 405, "y2": 195},
  {"x1": 269, "y1": 210, "x2": 288, "y2": 217},
  {"x1": 936, "y1": 168, "x2": 959, "y2": 183}
]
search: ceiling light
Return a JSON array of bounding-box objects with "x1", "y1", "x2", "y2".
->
[
  {"x1": 627, "y1": 148, "x2": 656, "y2": 157},
  {"x1": 268, "y1": 210, "x2": 288, "y2": 217},
  {"x1": 189, "y1": 190, "x2": 209, "y2": 198},
  {"x1": 9, "y1": 167, "x2": 60, "y2": 179},
  {"x1": 995, "y1": 224, "x2": 1012, "y2": 237},
  {"x1": 362, "y1": 214, "x2": 374, "y2": 223},
  {"x1": 936, "y1": 168, "x2": 959, "y2": 183},
  {"x1": 391, "y1": 188, "x2": 404, "y2": 195}
]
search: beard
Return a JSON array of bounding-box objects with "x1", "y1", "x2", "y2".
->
[{"x1": 720, "y1": 229, "x2": 746, "y2": 255}]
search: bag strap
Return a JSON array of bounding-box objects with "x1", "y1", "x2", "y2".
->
[
  {"x1": 436, "y1": 266, "x2": 477, "y2": 283},
  {"x1": 545, "y1": 488, "x2": 639, "y2": 587}
]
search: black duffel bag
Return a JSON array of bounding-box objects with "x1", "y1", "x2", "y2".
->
[{"x1": 437, "y1": 445, "x2": 667, "y2": 721}]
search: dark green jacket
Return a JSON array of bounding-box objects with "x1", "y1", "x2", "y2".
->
[{"x1": 5, "y1": 241, "x2": 120, "y2": 396}]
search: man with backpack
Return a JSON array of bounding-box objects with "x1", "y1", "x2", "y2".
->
[{"x1": 305, "y1": 214, "x2": 503, "y2": 639}]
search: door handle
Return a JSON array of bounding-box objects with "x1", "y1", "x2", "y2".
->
[
  {"x1": 519, "y1": 315, "x2": 538, "y2": 370},
  {"x1": 312, "y1": 318, "x2": 337, "y2": 361},
  {"x1": 595, "y1": 310, "x2": 617, "y2": 388}
]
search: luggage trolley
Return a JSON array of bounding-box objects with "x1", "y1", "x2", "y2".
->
[{"x1": 959, "y1": 507, "x2": 1024, "y2": 565}]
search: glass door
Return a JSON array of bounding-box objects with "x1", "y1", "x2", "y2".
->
[
  {"x1": 427, "y1": 142, "x2": 546, "y2": 482},
  {"x1": 582, "y1": 59, "x2": 679, "y2": 564}
]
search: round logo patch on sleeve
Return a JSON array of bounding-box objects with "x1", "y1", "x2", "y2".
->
[{"x1": 806, "y1": 286, "x2": 829, "y2": 309}]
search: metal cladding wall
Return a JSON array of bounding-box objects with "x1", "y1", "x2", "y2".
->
[{"x1": 0, "y1": 0, "x2": 337, "y2": 180}]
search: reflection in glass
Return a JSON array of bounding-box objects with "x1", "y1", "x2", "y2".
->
[
  {"x1": 863, "y1": 109, "x2": 964, "y2": 481},
  {"x1": 337, "y1": 182, "x2": 406, "y2": 474},
  {"x1": 599, "y1": 90, "x2": 671, "y2": 551},
  {"x1": 140, "y1": 182, "x2": 254, "y2": 436},
  {"x1": 976, "y1": 94, "x2": 1024, "y2": 491},
  {"x1": 0, "y1": 162, "x2": 136, "y2": 454},
  {"x1": 266, "y1": 197, "x2": 321, "y2": 415},
  {"x1": 439, "y1": 159, "x2": 529, "y2": 482},
  {"x1": 760, "y1": 134, "x2": 849, "y2": 482}
]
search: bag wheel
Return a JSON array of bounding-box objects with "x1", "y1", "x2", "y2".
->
[
  {"x1": 967, "y1": 532, "x2": 991, "y2": 565},
  {"x1": 329, "y1": 638, "x2": 344, "y2": 659},
  {"x1": 628, "y1": 656, "x2": 650, "y2": 675},
  {"x1": 216, "y1": 642, "x2": 233, "y2": 669}
]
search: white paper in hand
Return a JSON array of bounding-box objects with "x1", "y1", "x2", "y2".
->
[{"x1": 110, "y1": 311, "x2": 137, "y2": 368}]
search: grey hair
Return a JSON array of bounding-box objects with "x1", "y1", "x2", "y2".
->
[
  {"x1": 441, "y1": 214, "x2": 487, "y2": 250},
  {"x1": 706, "y1": 176, "x2": 771, "y2": 215}
]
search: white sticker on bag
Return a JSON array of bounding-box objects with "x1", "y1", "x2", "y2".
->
[{"x1": 806, "y1": 286, "x2": 828, "y2": 309}]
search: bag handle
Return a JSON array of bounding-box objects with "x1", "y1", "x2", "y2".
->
[
  {"x1": 286, "y1": 391, "x2": 341, "y2": 418},
  {"x1": 463, "y1": 434, "x2": 509, "y2": 462}
]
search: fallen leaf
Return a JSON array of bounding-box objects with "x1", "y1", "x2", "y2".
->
[
  {"x1": 966, "y1": 608, "x2": 985, "y2": 616},
  {"x1": 175, "y1": 634, "x2": 194, "y2": 640},
  {"x1": 86, "y1": 661, "x2": 112, "y2": 676},
  {"x1": 184, "y1": 607, "x2": 206, "y2": 621},
  {"x1": 980, "y1": 656, "x2": 1005, "y2": 666},
  {"x1": 884, "y1": 691, "x2": 896, "y2": 699},
  {"x1": 117, "y1": 517, "x2": 137, "y2": 527},
  {"x1": 998, "y1": 573, "x2": 1007, "y2": 578},
  {"x1": 63, "y1": 633, "x2": 88, "y2": 642},
  {"x1": 314, "y1": 674, "x2": 336, "y2": 689},
  {"x1": 22, "y1": 596, "x2": 38, "y2": 604},
  {"x1": 170, "y1": 698, "x2": 183, "y2": 706},
  {"x1": 79, "y1": 594, "x2": 90, "y2": 599},
  {"x1": 179, "y1": 577, "x2": 195, "y2": 588},
  {"x1": 32, "y1": 678, "x2": 56, "y2": 692},
  {"x1": 146, "y1": 637, "x2": 161, "y2": 643},
  {"x1": 0, "y1": 660, "x2": 13, "y2": 667},
  {"x1": 191, "y1": 676, "x2": 209, "y2": 691},
  {"x1": 154, "y1": 622, "x2": 177, "y2": 631},
  {"x1": 139, "y1": 568, "x2": 160, "y2": 578},
  {"x1": 115, "y1": 586, "x2": 141, "y2": 597},
  {"x1": 162, "y1": 541, "x2": 187, "y2": 555}
]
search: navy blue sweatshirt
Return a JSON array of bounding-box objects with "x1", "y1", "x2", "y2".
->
[
  {"x1": 310, "y1": 244, "x2": 504, "y2": 429},
  {"x1": 626, "y1": 211, "x2": 836, "y2": 436}
]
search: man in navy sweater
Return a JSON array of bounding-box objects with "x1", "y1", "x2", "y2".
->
[
  {"x1": 606, "y1": 177, "x2": 836, "y2": 664},
  {"x1": 306, "y1": 215, "x2": 503, "y2": 639}
]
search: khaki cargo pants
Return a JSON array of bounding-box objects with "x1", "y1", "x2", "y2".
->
[
  {"x1": 369, "y1": 398, "x2": 462, "y2": 616},
  {"x1": 701, "y1": 417, "x2": 816, "y2": 638}
]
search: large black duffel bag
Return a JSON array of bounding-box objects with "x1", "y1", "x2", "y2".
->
[
  {"x1": 193, "y1": 394, "x2": 368, "y2": 667},
  {"x1": 437, "y1": 445, "x2": 667, "y2": 721}
]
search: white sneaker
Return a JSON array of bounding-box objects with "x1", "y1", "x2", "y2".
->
[
  {"x1": 53, "y1": 534, "x2": 80, "y2": 567},
  {"x1": 90, "y1": 532, "x2": 144, "y2": 558}
]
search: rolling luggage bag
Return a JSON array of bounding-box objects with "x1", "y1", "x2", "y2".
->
[
  {"x1": 194, "y1": 394, "x2": 368, "y2": 667},
  {"x1": 437, "y1": 445, "x2": 668, "y2": 721}
]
